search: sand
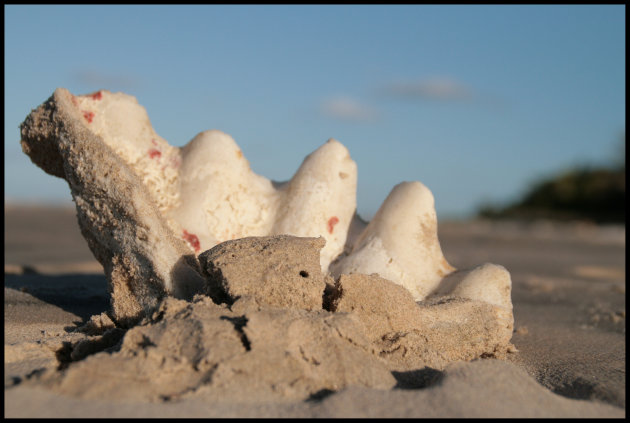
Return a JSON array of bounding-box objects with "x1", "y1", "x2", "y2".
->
[{"x1": 4, "y1": 204, "x2": 625, "y2": 418}]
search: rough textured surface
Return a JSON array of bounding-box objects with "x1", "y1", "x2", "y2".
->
[
  {"x1": 20, "y1": 88, "x2": 513, "y2": 318},
  {"x1": 11, "y1": 235, "x2": 515, "y2": 403},
  {"x1": 199, "y1": 235, "x2": 327, "y2": 310},
  {"x1": 5, "y1": 206, "x2": 625, "y2": 417},
  {"x1": 15, "y1": 88, "x2": 529, "y2": 411},
  {"x1": 20, "y1": 89, "x2": 206, "y2": 327},
  {"x1": 329, "y1": 273, "x2": 514, "y2": 371},
  {"x1": 6, "y1": 359, "x2": 624, "y2": 418},
  {"x1": 18, "y1": 235, "x2": 515, "y2": 403},
  {"x1": 21, "y1": 88, "x2": 358, "y2": 273},
  {"x1": 30, "y1": 296, "x2": 396, "y2": 402}
]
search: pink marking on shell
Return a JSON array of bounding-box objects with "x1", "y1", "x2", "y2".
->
[
  {"x1": 148, "y1": 149, "x2": 162, "y2": 159},
  {"x1": 89, "y1": 91, "x2": 103, "y2": 100},
  {"x1": 327, "y1": 216, "x2": 339, "y2": 234},
  {"x1": 82, "y1": 111, "x2": 95, "y2": 123},
  {"x1": 182, "y1": 230, "x2": 201, "y2": 253}
]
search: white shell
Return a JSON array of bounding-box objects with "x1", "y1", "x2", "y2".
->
[{"x1": 22, "y1": 88, "x2": 512, "y2": 312}]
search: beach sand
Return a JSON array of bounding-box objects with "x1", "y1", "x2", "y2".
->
[{"x1": 4, "y1": 204, "x2": 625, "y2": 418}]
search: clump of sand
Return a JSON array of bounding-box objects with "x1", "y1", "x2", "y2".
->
[
  {"x1": 200, "y1": 235, "x2": 329, "y2": 310},
  {"x1": 329, "y1": 273, "x2": 514, "y2": 371},
  {"x1": 23, "y1": 235, "x2": 514, "y2": 402}
]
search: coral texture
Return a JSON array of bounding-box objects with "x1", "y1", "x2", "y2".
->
[{"x1": 19, "y1": 88, "x2": 513, "y2": 335}]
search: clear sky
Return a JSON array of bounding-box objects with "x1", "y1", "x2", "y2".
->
[{"x1": 4, "y1": 5, "x2": 625, "y2": 219}]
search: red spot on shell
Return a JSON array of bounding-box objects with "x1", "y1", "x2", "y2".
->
[
  {"x1": 148, "y1": 149, "x2": 162, "y2": 159},
  {"x1": 89, "y1": 91, "x2": 103, "y2": 100},
  {"x1": 183, "y1": 230, "x2": 201, "y2": 253},
  {"x1": 327, "y1": 216, "x2": 339, "y2": 234},
  {"x1": 82, "y1": 111, "x2": 95, "y2": 123}
]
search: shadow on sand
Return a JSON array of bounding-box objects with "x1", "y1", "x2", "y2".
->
[{"x1": 4, "y1": 272, "x2": 110, "y2": 323}]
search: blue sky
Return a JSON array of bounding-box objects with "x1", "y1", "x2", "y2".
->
[{"x1": 4, "y1": 5, "x2": 625, "y2": 219}]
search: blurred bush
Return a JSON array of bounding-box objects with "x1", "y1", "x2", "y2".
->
[{"x1": 478, "y1": 136, "x2": 625, "y2": 224}]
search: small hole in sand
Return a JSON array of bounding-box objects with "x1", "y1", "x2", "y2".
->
[
  {"x1": 339, "y1": 172, "x2": 348, "y2": 179},
  {"x1": 300, "y1": 271, "x2": 309, "y2": 278}
]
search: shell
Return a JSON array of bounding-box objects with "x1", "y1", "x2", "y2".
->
[{"x1": 20, "y1": 88, "x2": 512, "y2": 325}]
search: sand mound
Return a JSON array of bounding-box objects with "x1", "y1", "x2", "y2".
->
[
  {"x1": 19, "y1": 235, "x2": 514, "y2": 403},
  {"x1": 31, "y1": 295, "x2": 395, "y2": 402}
]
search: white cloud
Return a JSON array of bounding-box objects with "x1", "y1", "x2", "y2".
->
[
  {"x1": 386, "y1": 77, "x2": 474, "y2": 101},
  {"x1": 320, "y1": 96, "x2": 379, "y2": 122}
]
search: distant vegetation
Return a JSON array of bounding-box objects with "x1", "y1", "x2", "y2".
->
[{"x1": 478, "y1": 135, "x2": 625, "y2": 224}]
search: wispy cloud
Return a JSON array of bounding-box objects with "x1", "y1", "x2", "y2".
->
[
  {"x1": 73, "y1": 70, "x2": 140, "y2": 90},
  {"x1": 385, "y1": 77, "x2": 474, "y2": 101},
  {"x1": 320, "y1": 96, "x2": 379, "y2": 122}
]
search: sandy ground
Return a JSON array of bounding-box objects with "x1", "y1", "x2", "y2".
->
[{"x1": 4, "y1": 204, "x2": 625, "y2": 418}]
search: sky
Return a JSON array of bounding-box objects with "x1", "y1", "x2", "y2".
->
[{"x1": 4, "y1": 5, "x2": 626, "y2": 219}]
